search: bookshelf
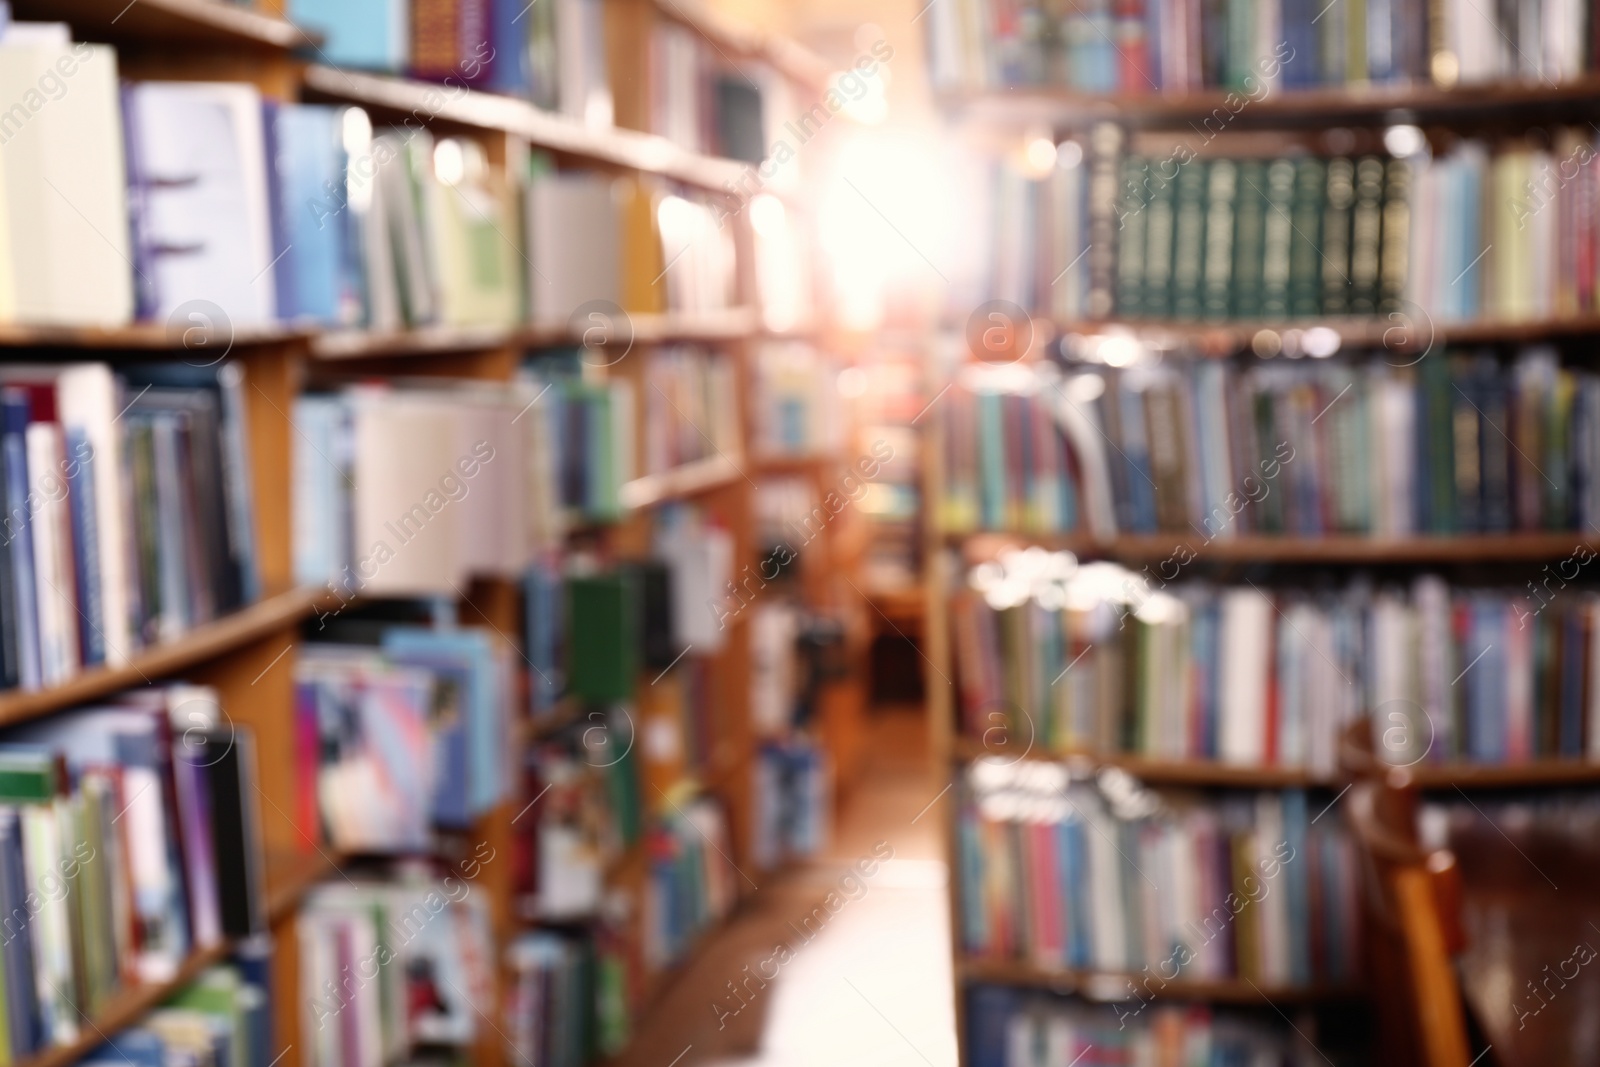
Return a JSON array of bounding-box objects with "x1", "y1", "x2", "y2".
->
[
  {"x1": 0, "y1": 1, "x2": 858, "y2": 1066},
  {"x1": 926, "y1": 7, "x2": 1600, "y2": 1052}
]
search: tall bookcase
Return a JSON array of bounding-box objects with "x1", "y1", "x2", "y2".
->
[
  {"x1": 0, "y1": 2, "x2": 861, "y2": 1066},
  {"x1": 925, "y1": 69, "x2": 1600, "y2": 1064}
]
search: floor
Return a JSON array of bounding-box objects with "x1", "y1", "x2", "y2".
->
[{"x1": 613, "y1": 706, "x2": 957, "y2": 1067}]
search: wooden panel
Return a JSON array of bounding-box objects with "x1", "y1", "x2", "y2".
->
[{"x1": 240, "y1": 344, "x2": 303, "y2": 596}]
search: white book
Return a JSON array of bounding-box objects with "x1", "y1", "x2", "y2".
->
[
  {"x1": 527, "y1": 174, "x2": 619, "y2": 329},
  {"x1": 350, "y1": 390, "x2": 463, "y2": 595},
  {"x1": 124, "y1": 82, "x2": 277, "y2": 324},
  {"x1": 0, "y1": 42, "x2": 132, "y2": 325},
  {"x1": 25, "y1": 422, "x2": 79, "y2": 684},
  {"x1": 1218, "y1": 588, "x2": 1272, "y2": 765}
]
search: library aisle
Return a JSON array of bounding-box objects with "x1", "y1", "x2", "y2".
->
[{"x1": 611, "y1": 708, "x2": 956, "y2": 1067}]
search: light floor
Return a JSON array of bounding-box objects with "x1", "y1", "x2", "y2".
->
[{"x1": 611, "y1": 707, "x2": 958, "y2": 1067}]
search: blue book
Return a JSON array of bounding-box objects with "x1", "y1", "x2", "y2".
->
[
  {"x1": 82, "y1": 1028, "x2": 166, "y2": 1067},
  {"x1": 382, "y1": 627, "x2": 505, "y2": 824},
  {"x1": 1060, "y1": 815, "x2": 1091, "y2": 969},
  {"x1": 1116, "y1": 377, "x2": 1159, "y2": 533},
  {"x1": 977, "y1": 392, "x2": 1005, "y2": 529},
  {"x1": 957, "y1": 807, "x2": 986, "y2": 952},
  {"x1": 288, "y1": 0, "x2": 409, "y2": 71},
  {"x1": 269, "y1": 104, "x2": 352, "y2": 325},
  {"x1": 1282, "y1": 0, "x2": 1318, "y2": 87},
  {"x1": 63, "y1": 426, "x2": 105, "y2": 667},
  {"x1": 0, "y1": 390, "x2": 40, "y2": 690},
  {"x1": 963, "y1": 984, "x2": 1021, "y2": 1067},
  {"x1": 1560, "y1": 609, "x2": 1585, "y2": 757},
  {"x1": 0, "y1": 807, "x2": 40, "y2": 1053},
  {"x1": 1283, "y1": 790, "x2": 1312, "y2": 985}
]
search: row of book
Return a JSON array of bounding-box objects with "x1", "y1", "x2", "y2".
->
[
  {"x1": 641, "y1": 348, "x2": 742, "y2": 476},
  {"x1": 645, "y1": 792, "x2": 736, "y2": 968},
  {"x1": 938, "y1": 349, "x2": 1600, "y2": 539},
  {"x1": 0, "y1": 362, "x2": 257, "y2": 692},
  {"x1": 968, "y1": 991, "x2": 1331, "y2": 1067},
  {"x1": 0, "y1": 686, "x2": 265, "y2": 1061},
  {"x1": 1410, "y1": 134, "x2": 1600, "y2": 323},
  {"x1": 295, "y1": 629, "x2": 514, "y2": 852},
  {"x1": 6, "y1": 31, "x2": 736, "y2": 331},
  {"x1": 649, "y1": 20, "x2": 769, "y2": 163},
  {"x1": 925, "y1": 0, "x2": 1594, "y2": 90},
  {"x1": 292, "y1": 374, "x2": 609, "y2": 595},
  {"x1": 289, "y1": 0, "x2": 613, "y2": 123},
  {"x1": 83, "y1": 958, "x2": 274, "y2": 1067},
  {"x1": 958, "y1": 769, "x2": 1361, "y2": 986},
  {"x1": 506, "y1": 930, "x2": 631, "y2": 1067},
  {"x1": 296, "y1": 878, "x2": 494, "y2": 1067},
  {"x1": 751, "y1": 343, "x2": 847, "y2": 458},
  {"x1": 956, "y1": 560, "x2": 1600, "y2": 768}
]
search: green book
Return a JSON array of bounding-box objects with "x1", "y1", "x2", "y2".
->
[
  {"x1": 1202, "y1": 160, "x2": 1237, "y2": 322},
  {"x1": 567, "y1": 572, "x2": 638, "y2": 703},
  {"x1": 1449, "y1": 354, "x2": 1482, "y2": 533},
  {"x1": 168, "y1": 968, "x2": 244, "y2": 1067},
  {"x1": 1171, "y1": 159, "x2": 1209, "y2": 321},
  {"x1": 1232, "y1": 160, "x2": 1268, "y2": 319},
  {"x1": 1115, "y1": 156, "x2": 1150, "y2": 318},
  {"x1": 1380, "y1": 158, "x2": 1412, "y2": 315},
  {"x1": 1288, "y1": 158, "x2": 1326, "y2": 317},
  {"x1": 1260, "y1": 158, "x2": 1297, "y2": 319},
  {"x1": 1348, "y1": 156, "x2": 1385, "y2": 314},
  {"x1": 1226, "y1": 0, "x2": 1257, "y2": 89},
  {"x1": 0, "y1": 751, "x2": 56, "y2": 804},
  {"x1": 1321, "y1": 158, "x2": 1355, "y2": 315},
  {"x1": 1142, "y1": 164, "x2": 1177, "y2": 318}
]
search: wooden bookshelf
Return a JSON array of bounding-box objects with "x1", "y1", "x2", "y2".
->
[
  {"x1": 940, "y1": 75, "x2": 1600, "y2": 129},
  {"x1": 957, "y1": 958, "x2": 1363, "y2": 1004},
  {"x1": 948, "y1": 530, "x2": 1600, "y2": 564},
  {"x1": 11, "y1": 0, "x2": 315, "y2": 49}
]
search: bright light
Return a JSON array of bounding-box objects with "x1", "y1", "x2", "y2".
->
[
  {"x1": 817, "y1": 127, "x2": 960, "y2": 329},
  {"x1": 433, "y1": 140, "x2": 465, "y2": 186},
  {"x1": 1057, "y1": 140, "x2": 1084, "y2": 170},
  {"x1": 750, "y1": 193, "x2": 786, "y2": 237},
  {"x1": 1024, "y1": 137, "x2": 1057, "y2": 174},
  {"x1": 1384, "y1": 124, "x2": 1427, "y2": 158},
  {"x1": 837, "y1": 366, "x2": 867, "y2": 398},
  {"x1": 1097, "y1": 335, "x2": 1142, "y2": 367}
]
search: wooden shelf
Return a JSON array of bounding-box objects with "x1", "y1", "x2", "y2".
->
[
  {"x1": 302, "y1": 65, "x2": 748, "y2": 191},
  {"x1": 12, "y1": 941, "x2": 235, "y2": 1067},
  {"x1": 1041, "y1": 314, "x2": 1600, "y2": 352},
  {"x1": 949, "y1": 531, "x2": 1600, "y2": 564},
  {"x1": 264, "y1": 848, "x2": 344, "y2": 922},
  {"x1": 0, "y1": 586, "x2": 332, "y2": 726},
  {"x1": 941, "y1": 75, "x2": 1600, "y2": 129},
  {"x1": 13, "y1": 0, "x2": 316, "y2": 49},
  {"x1": 0, "y1": 321, "x2": 308, "y2": 352},
  {"x1": 309, "y1": 310, "x2": 763, "y2": 360},
  {"x1": 952, "y1": 739, "x2": 1341, "y2": 787},
  {"x1": 646, "y1": 0, "x2": 834, "y2": 92},
  {"x1": 1408, "y1": 761, "x2": 1600, "y2": 789},
  {"x1": 958, "y1": 957, "x2": 1361, "y2": 1003},
  {"x1": 620, "y1": 454, "x2": 745, "y2": 509},
  {"x1": 754, "y1": 452, "x2": 840, "y2": 473}
]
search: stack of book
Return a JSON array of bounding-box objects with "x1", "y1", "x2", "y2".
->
[
  {"x1": 292, "y1": 381, "x2": 539, "y2": 596},
  {"x1": 0, "y1": 686, "x2": 266, "y2": 1056},
  {"x1": 82, "y1": 959, "x2": 274, "y2": 1067},
  {"x1": 295, "y1": 630, "x2": 514, "y2": 851},
  {"x1": 956, "y1": 560, "x2": 1600, "y2": 769},
  {"x1": 288, "y1": 0, "x2": 613, "y2": 125},
  {"x1": 939, "y1": 351, "x2": 1600, "y2": 540},
  {"x1": 969, "y1": 992, "x2": 1330, "y2": 1067},
  {"x1": 296, "y1": 878, "x2": 494, "y2": 1067},
  {"x1": 751, "y1": 342, "x2": 844, "y2": 458},
  {"x1": 924, "y1": 0, "x2": 1593, "y2": 91},
  {"x1": 958, "y1": 766, "x2": 1360, "y2": 988},
  {"x1": 0, "y1": 362, "x2": 258, "y2": 691},
  {"x1": 641, "y1": 347, "x2": 741, "y2": 475},
  {"x1": 645, "y1": 792, "x2": 736, "y2": 968}
]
